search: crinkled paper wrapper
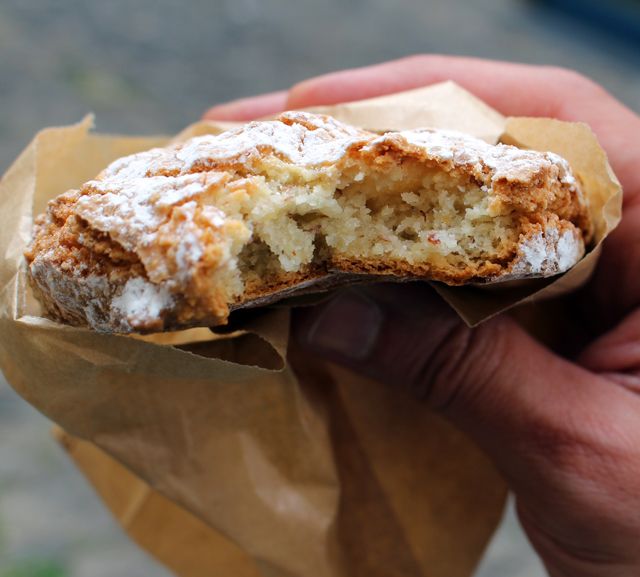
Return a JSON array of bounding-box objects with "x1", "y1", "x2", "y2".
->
[{"x1": 0, "y1": 82, "x2": 621, "y2": 577}]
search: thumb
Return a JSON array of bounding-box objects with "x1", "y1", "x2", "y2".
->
[{"x1": 292, "y1": 282, "x2": 560, "y2": 421}]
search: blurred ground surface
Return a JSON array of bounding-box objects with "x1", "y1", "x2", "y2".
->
[{"x1": 1, "y1": 0, "x2": 639, "y2": 575}]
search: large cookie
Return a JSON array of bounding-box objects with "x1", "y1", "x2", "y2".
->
[{"x1": 25, "y1": 111, "x2": 591, "y2": 334}]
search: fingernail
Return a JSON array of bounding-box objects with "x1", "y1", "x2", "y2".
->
[{"x1": 305, "y1": 290, "x2": 384, "y2": 360}]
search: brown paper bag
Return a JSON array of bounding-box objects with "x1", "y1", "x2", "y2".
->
[
  {"x1": 53, "y1": 351, "x2": 507, "y2": 577},
  {"x1": 54, "y1": 426, "x2": 264, "y2": 577},
  {"x1": 0, "y1": 82, "x2": 621, "y2": 577}
]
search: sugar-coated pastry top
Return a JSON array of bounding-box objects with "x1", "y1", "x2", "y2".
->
[{"x1": 25, "y1": 112, "x2": 591, "y2": 334}]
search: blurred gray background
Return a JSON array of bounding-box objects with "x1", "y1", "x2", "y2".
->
[{"x1": 2, "y1": 0, "x2": 640, "y2": 575}]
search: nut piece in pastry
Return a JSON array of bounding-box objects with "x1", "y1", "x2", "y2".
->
[{"x1": 24, "y1": 111, "x2": 591, "y2": 334}]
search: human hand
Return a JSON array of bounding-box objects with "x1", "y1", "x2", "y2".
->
[{"x1": 205, "y1": 56, "x2": 640, "y2": 576}]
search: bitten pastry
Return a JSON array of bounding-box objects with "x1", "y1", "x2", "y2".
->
[{"x1": 25, "y1": 111, "x2": 592, "y2": 334}]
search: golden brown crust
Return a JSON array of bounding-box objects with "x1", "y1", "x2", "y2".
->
[{"x1": 25, "y1": 112, "x2": 591, "y2": 334}]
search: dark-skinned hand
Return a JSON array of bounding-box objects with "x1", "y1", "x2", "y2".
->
[{"x1": 205, "y1": 56, "x2": 640, "y2": 577}]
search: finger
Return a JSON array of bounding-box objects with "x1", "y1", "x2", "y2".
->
[
  {"x1": 288, "y1": 54, "x2": 602, "y2": 119},
  {"x1": 287, "y1": 55, "x2": 640, "y2": 197},
  {"x1": 203, "y1": 90, "x2": 289, "y2": 121},
  {"x1": 578, "y1": 306, "x2": 640, "y2": 385},
  {"x1": 292, "y1": 283, "x2": 640, "y2": 569},
  {"x1": 587, "y1": 205, "x2": 640, "y2": 330}
]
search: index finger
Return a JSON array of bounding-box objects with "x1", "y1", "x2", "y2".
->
[
  {"x1": 203, "y1": 90, "x2": 288, "y2": 121},
  {"x1": 288, "y1": 55, "x2": 610, "y2": 120}
]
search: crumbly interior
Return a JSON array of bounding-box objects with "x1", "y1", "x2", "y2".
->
[
  {"x1": 25, "y1": 113, "x2": 590, "y2": 333},
  {"x1": 219, "y1": 156, "x2": 519, "y2": 292}
]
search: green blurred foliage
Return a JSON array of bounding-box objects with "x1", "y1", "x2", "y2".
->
[{"x1": 0, "y1": 561, "x2": 68, "y2": 577}]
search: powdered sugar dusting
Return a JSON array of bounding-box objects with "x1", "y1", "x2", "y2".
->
[
  {"x1": 546, "y1": 152, "x2": 576, "y2": 185},
  {"x1": 517, "y1": 233, "x2": 549, "y2": 273},
  {"x1": 395, "y1": 127, "x2": 482, "y2": 156},
  {"x1": 112, "y1": 277, "x2": 172, "y2": 328},
  {"x1": 97, "y1": 148, "x2": 176, "y2": 181},
  {"x1": 506, "y1": 226, "x2": 584, "y2": 281},
  {"x1": 173, "y1": 112, "x2": 371, "y2": 171},
  {"x1": 394, "y1": 127, "x2": 578, "y2": 187},
  {"x1": 92, "y1": 112, "x2": 578, "y2": 201},
  {"x1": 557, "y1": 230, "x2": 583, "y2": 270},
  {"x1": 76, "y1": 174, "x2": 214, "y2": 250},
  {"x1": 166, "y1": 201, "x2": 204, "y2": 285}
]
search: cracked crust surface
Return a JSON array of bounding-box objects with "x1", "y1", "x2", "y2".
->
[{"x1": 25, "y1": 111, "x2": 592, "y2": 334}]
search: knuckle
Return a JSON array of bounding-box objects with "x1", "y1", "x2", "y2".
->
[{"x1": 529, "y1": 414, "x2": 634, "y2": 482}]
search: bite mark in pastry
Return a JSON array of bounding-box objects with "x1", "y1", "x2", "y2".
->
[{"x1": 24, "y1": 112, "x2": 592, "y2": 334}]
